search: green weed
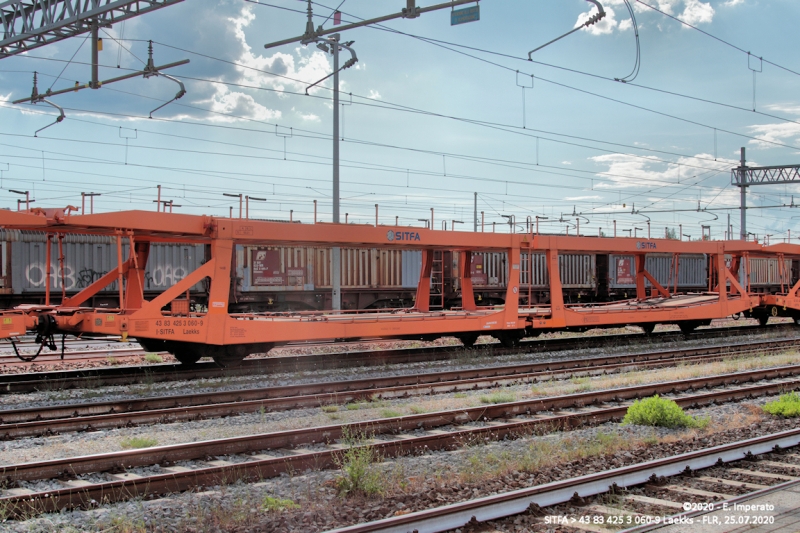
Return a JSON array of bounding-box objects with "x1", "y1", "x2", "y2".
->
[
  {"x1": 334, "y1": 429, "x2": 384, "y2": 497},
  {"x1": 622, "y1": 395, "x2": 708, "y2": 429},
  {"x1": 763, "y1": 391, "x2": 800, "y2": 417}
]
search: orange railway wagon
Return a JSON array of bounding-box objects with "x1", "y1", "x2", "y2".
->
[{"x1": 0, "y1": 208, "x2": 774, "y2": 365}]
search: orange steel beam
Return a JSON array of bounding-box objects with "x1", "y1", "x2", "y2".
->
[
  {"x1": 135, "y1": 260, "x2": 216, "y2": 319},
  {"x1": 642, "y1": 269, "x2": 670, "y2": 299},
  {"x1": 3, "y1": 209, "x2": 797, "y2": 256},
  {"x1": 635, "y1": 254, "x2": 647, "y2": 300},
  {"x1": 503, "y1": 246, "x2": 521, "y2": 327},
  {"x1": 459, "y1": 251, "x2": 476, "y2": 311},
  {"x1": 61, "y1": 260, "x2": 132, "y2": 308},
  {"x1": 543, "y1": 248, "x2": 565, "y2": 327},
  {"x1": 415, "y1": 250, "x2": 433, "y2": 312},
  {"x1": 124, "y1": 239, "x2": 149, "y2": 310},
  {"x1": 45, "y1": 234, "x2": 52, "y2": 306}
]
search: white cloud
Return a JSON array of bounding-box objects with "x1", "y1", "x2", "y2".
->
[
  {"x1": 656, "y1": 0, "x2": 681, "y2": 15},
  {"x1": 680, "y1": 0, "x2": 714, "y2": 25},
  {"x1": 747, "y1": 122, "x2": 800, "y2": 148},
  {"x1": 565, "y1": 195, "x2": 602, "y2": 201},
  {"x1": 590, "y1": 153, "x2": 735, "y2": 190},
  {"x1": 298, "y1": 112, "x2": 320, "y2": 122},
  {"x1": 723, "y1": 0, "x2": 744, "y2": 6},
  {"x1": 229, "y1": 7, "x2": 332, "y2": 95},
  {"x1": 562, "y1": 161, "x2": 572, "y2": 165},
  {"x1": 764, "y1": 104, "x2": 800, "y2": 116},
  {"x1": 368, "y1": 90, "x2": 382, "y2": 100},
  {"x1": 575, "y1": 5, "x2": 619, "y2": 35},
  {"x1": 575, "y1": 0, "x2": 715, "y2": 36},
  {"x1": 0, "y1": 93, "x2": 10, "y2": 102},
  {"x1": 202, "y1": 86, "x2": 281, "y2": 122}
]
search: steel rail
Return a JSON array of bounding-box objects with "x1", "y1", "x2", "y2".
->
[
  {"x1": 0, "y1": 323, "x2": 791, "y2": 394},
  {"x1": 1, "y1": 337, "x2": 797, "y2": 439},
  {"x1": 0, "y1": 347, "x2": 152, "y2": 365},
  {"x1": 322, "y1": 429, "x2": 800, "y2": 533},
  {"x1": 1, "y1": 364, "x2": 800, "y2": 513}
]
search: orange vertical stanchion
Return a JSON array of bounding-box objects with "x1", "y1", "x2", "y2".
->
[
  {"x1": 459, "y1": 251, "x2": 476, "y2": 311},
  {"x1": 45, "y1": 234, "x2": 52, "y2": 306},
  {"x1": 546, "y1": 247, "x2": 566, "y2": 327},
  {"x1": 634, "y1": 254, "x2": 646, "y2": 300},
  {"x1": 415, "y1": 249, "x2": 433, "y2": 312},
  {"x1": 116, "y1": 234, "x2": 124, "y2": 309},
  {"x1": 58, "y1": 234, "x2": 66, "y2": 302}
]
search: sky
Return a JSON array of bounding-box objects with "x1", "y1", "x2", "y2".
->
[{"x1": 1, "y1": 0, "x2": 800, "y2": 242}]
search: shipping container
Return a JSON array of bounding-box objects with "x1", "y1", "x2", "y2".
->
[
  {"x1": 7, "y1": 232, "x2": 205, "y2": 295},
  {"x1": 748, "y1": 257, "x2": 792, "y2": 287},
  {"x1": 454, "y1": 252, "x2": 596, "y2": 290},
  {"x1": 608, "y1": 253, "x2": 707, "y2": 290},
  {"x1": 238, "y1": 246, "x2": 422, "y2": 292}
]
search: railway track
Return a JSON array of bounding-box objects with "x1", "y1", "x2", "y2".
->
[
  {"x1": 325, "y1": 430, "x2": 800, "y2": 533},
  {"x1": 0, "y1": 322, "x2": 792, "y2": 394},
  {"x1": 2, "y1": 364, "x2": 800, "y2": 516},
  {"x1": 1, "y1": 337, "x2": 798, "y2": 439}
]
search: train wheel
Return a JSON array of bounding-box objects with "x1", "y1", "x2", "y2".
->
[
  {"x1": 211, "y1": 343, "x2": 275, "y2": 368},
  {"x1": 136, "y1": 338, "x2": 168, "y2": 353},
  {"x1": 678, "y1": 322, "x2": 698, "y2": 336},
  {"x1": 495, "y1": 331, "x2": 523, "y2": 348},
  {"x1": 458, "y1": 333, "x2": 480, "y2": 348},
  {"x1": 639, "y1": 323, "x2": 656, "y2": 336},
  {"x1": 758, "y1": 315, "x2": 769, "y2": 327},
  {"x1": 171, "y1": 346, "x2": 203, "y2": 365}
]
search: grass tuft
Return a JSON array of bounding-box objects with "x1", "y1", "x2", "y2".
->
[
  {"x1": 622, "y1": 395, "x2": 708, "y2": 429},
  {"x1": 120, "y1": 436, "x2": 159, "y2": 449},
  {"x1": 262, "y1": 496, "x2": 299, "y2": 512},
  {"x1": 763, "y1": 391, "x2": 800, "y2": 417},
  {"x1": 380, "y1": 409, "x2": 403, "y2": 418},
  {"x1": 479, "y1": 391, "x2": 516, "y2": 404},
  {"x1": 144, "y1": 353, "x2": 163, "y2": 363}
]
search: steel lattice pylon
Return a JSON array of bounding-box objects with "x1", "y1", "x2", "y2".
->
[
  {"x1": 732, "y1": 147, "x2": 800, "y2": 241},
  {"x1": 0, "y1": 0, "x2": 183, "y2": 58}
]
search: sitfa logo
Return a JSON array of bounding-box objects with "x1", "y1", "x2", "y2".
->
[
  {"x1": 387, "y1": 230, "x2": 421, "y2": 242},
  {"x1": 636, "y1": 241, "x2": 657, "y2": 250}
]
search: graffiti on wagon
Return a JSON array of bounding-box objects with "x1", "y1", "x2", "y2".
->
[{"x1": 24, "y1": 262, "x2": 188, "y2": 291}]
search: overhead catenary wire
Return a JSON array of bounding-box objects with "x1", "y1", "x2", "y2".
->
[
  {"x1": 1, "y1": 6, "x2": 792, "y2": 231},
  {"x1": 614, "y1": 0, "x2": 640, "y2": 83},
  {"x1": 0, "y1": 100, "x2": 734, "y2": 202},
  {"x1": 11, "y1": 37, "x2": 800, "y2": 162},
  {"x1": 634, "y1": 0, "x2": 800, "y2": 79},
  {"x1": 47, "y1": 35, "x2": 90, "y2": 92}
]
